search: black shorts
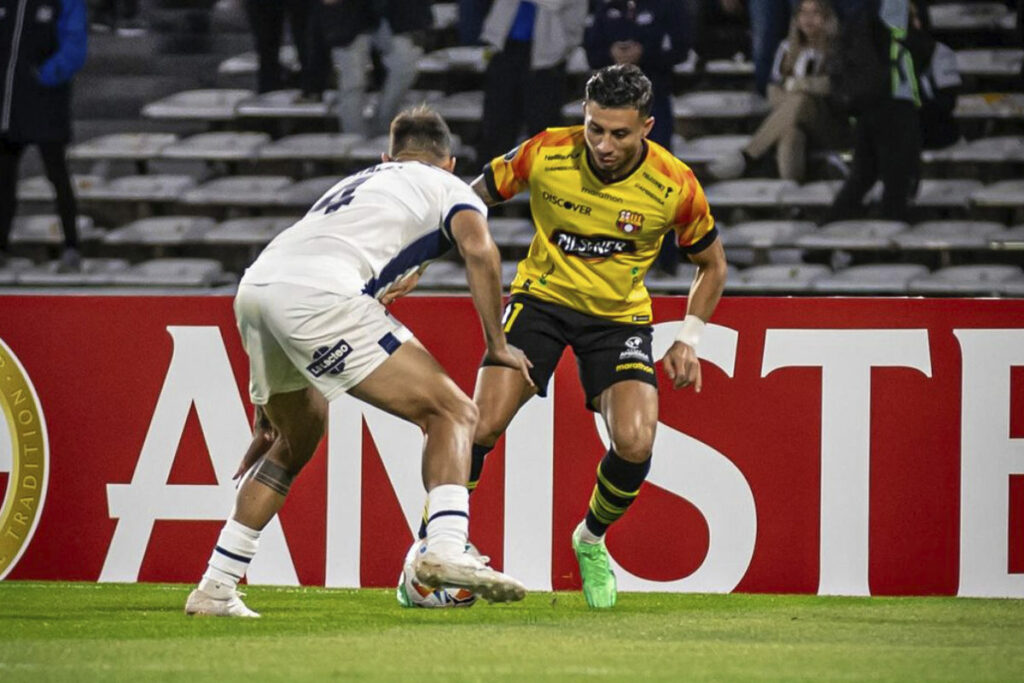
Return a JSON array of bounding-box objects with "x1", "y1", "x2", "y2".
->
[{"x1": 483, "y1": 294, "x2": 658, "y2": 409}]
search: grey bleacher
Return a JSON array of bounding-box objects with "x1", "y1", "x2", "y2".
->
[
  {"x1": 673, "y1": 91, "x2": 771, "y2": 120},
  {"x1": 84, "y1": 174, "x2": 196, "y2": 202},
  {"x1": 726, "y1": 264, "x2": 831, "y2": 293},
  {"x1": 720, "y1": 220, "x2": 816, "y2": 251},
  {"x1": 672, "y1": 135, "x2": 751, "y2": 164},
  {"x1": 217, "y1": 46, "x2": 299, "y2": 78},
  {"x1": 907, "y1": 264, "x2": 1024, "y2": 296},
  {"x1": 418, "y1": 260, "x2": 469, "y2": 290},
  {"x1": 971, "y1": 180, "x2": 1024, "y2": 207},
  {"x1": 10, "y1": 215, "x2": 102, "y2": 246},
  {"x1": 989, "y1": 225, "x2": 1024, "y2": 250},
  {"x1": 110, "y1": 258, "x2": 234, "y2": 287},
  {"x1": 181, "y1": 176, "x2": 293, "y2": 207},
  {"x1": 487, "y1": 218, "x2": 535, "y2": 249},
  {"x1": 17, "y1": 175, "x2": 104, "y2": 201},
  {"x1": 418, "y1": 47, "x2": 488, "y2": 75},
  {"x1": 103, "y1": 216, "x2": 218, "y2": 246},
  {"x1": 928, "y1": 2, "x2": 1013, "y2": 31},
  {"x1": 954, "y1": 94, "x2": 1024, "y2": 121},
  {"x1": 276, "y1": 176, "x2": 341, "y2": 208},
  {"x1": 142, "y1": 89, "x2": 252, "y2": 122},
  {"x1": 258, "y1": 133, "x2": 363, "y2": 162},
  {"x1": 796, "y1": 220, "x2": 909, "y2": 251},
  {"x1": 779, "y1": 181, "x2": 842, "y2": 208},
  {"x1": 203, "y1": 217, "x2": 296, "y2": 246},
  {"x1": 923, "y1": 135, "x2": 1024, "y2": 164},
  {"x1": 16, "y1": 258, "x2": 131, "y2": 286},
  {"x1": 810, "y1": 263, "x2": 931, "y2": 295},
  {"x1": 431, "y1": 3, "x2": 458, "y2": 30},
  {"x1": 433, "y1": 91, "x2": 485, "y2": 123},
  {"x1": 159, "y1": 131, "x2": 271, "y2": 161},
  {"x1": 912, "y1": 179, "x2": 982, "y2": 209},
  {"x1": 893, "y1": 220, "x2": 1008, "y2": 250},
  {"x1": 235, "y1": 90, "x2": 337, "y2": 119},
  {"x1": 68, "y1": 133, "x2": 178, "y2": 162},
  {"x1": 0, "y1": 258, "x2": 37, "y2": 285},
  {"x1": 956, "y1": 49, "x2": 1024, "y2": 79},
  {"x1": 705, "y1": 179, "x2": 798, "y2": 209}
]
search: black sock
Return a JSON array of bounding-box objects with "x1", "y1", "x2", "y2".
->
[{"x1": 584, "y1": 448, "x2": 651, "y2": 537}]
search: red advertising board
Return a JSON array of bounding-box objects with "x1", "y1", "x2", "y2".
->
[{"x1": 1, "y1": 295, "x2": 1022, "y2": 597}]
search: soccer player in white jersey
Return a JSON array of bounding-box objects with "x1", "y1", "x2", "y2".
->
[{"x1": 185, "y1": 106, "x2": 533, "y2": 617}]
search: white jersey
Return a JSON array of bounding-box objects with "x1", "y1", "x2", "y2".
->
[{"x1": 241, "y1": 161, "x2": 487, "y2": 299}]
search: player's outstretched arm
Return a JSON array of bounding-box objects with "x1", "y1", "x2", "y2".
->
[
  {"x1": 470, "y1": 175, "x2": 504, "y2": 207},
  {"x1": 661, "y1": 236, "x2": 728, "y2": 392},
  {"x1": 450, "y1": 209, "x2": 534, "y2": 386}
]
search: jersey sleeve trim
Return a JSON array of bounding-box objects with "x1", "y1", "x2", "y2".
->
[
  {"x1": 482, "y1": 164, "x2": 505, "y2": 202},
  {"x1": 679, "y1": 225, "x2": 719, "y2": 254},
  {"x1": 443, "y1": 203, "x2": 484, "y2": 241}
]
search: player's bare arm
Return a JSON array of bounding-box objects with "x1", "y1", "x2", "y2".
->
[
  {"x1": 470, "y1": 175, "x2": 504, "y2": 207},
  {"x1": 450, "y1": 209, "x2": 534, "y2": 386},
  {"x1": 661, "y1": 236, "x2": 727, "y2": 392}
]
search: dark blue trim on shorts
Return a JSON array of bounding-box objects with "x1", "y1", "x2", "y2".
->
[{"x1": 378, "y1": 332, "x2": 402, "y2": 355}]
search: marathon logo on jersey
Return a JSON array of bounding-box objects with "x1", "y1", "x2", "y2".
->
[
  {"x1": 616, "y1": 210, "x2": 645, "y2": 234},
  {"x1": 618, "y1": 336, "x2": 651, "y2": 362},
  {"x1": 552, "y1": 230, "x2": 636, "y2": 259},
  {"x1": 307, "y1": 340, "x2": 353, "y2": 378},
  {"x1": 542, "y1": 191, "x2": 592, "y2": 216}
]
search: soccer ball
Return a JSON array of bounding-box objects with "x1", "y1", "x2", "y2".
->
[{"x1": 395, "y1": 538, "x2": 479, "y2": 608}]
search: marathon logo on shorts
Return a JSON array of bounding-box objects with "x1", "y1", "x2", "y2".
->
[
  {"x1": 552, "y1": 230, "x2": 635, "y2": 259},
  {"x1": 307, "y1": 340, "x2": 353, "y2": 377},
  {"x1": 615, "y1": 362, "x2": 654, "y2": 374},
  {"x1": 618, "y1": 335, "x2": 650, "y2": 362}
]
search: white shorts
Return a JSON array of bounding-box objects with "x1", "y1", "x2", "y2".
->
[{"x1": 234, "y1": 282, "x2": 413, "y2": 404}]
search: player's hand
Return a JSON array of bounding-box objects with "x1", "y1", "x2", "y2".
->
[
  {"x1": 485, "y1": 343, "x2": 535, "y2": 388},
  {"x1": 661, "y1": 341, "x2": 702, "y2": 392},
  {"x1": 234, "y1": 406, "x2": 277, "y2": 480},
  {"x1": 381, "y1": 271, "x2": 421, "y2": 305}
]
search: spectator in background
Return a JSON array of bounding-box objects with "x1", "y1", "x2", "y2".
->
[
  {"x1": 719, "y1": 0, "x2": 799, "y2": 95},
  {"x1": 825, "y1": 0, "x2": 933, "y2": 223},
  {"x1": 584, "y1": 0, "x2": 692, "y2": 274},
  {"x1": 912, "y1": 0, "x2": 961, "y2": 152},
  {"x1": 584, "y1": 0, "x2": 692, "y2": 149},
  {"x1": 319, "y1": 0, "x2": 431, "y2": 136},
  {"x1": 244, "y1": 0, "x2": 314, "y2": 94},
  {"x1": 476, "y1": 0, "x2": 588, "y2": 164},
  {"x1": 0, "y1": 0, "x2": 87, "y2": 272},
  {"x1": 713, "y1": 0, "x2": 848, "y2": 182},
  {"x1": 459, "y1": 0, "x2": 495, "y2": 45}
]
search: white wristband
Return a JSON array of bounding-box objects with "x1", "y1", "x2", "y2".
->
[{"x1": 674, "y1": 315, "x2": 705, "y2": 349}]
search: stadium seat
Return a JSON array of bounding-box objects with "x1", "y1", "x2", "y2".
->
[
  {"x1": 431, "y1": 3, "x2": 458, "y2": 30},
  {"x1": 16, "y1": 258, "x2": 131, "y2": 286},
  {"x1": 16, "y1": 174, "x2": 104, "y2": 201},
  {"x1": 893, "y1": 220, "x2": 1007, "y2": 250},
  {"x1": 0, "y1": 257, "x2": 36, "y2": 285},
  {"x1": 217, "y1": 46, "x2": 299, "y2": 77},
  {"x1": 672, "y1": 135, "x2": 751, "y2": 164},
  {"x1": 418, "y1": 260, "x2": 469, "y2": 289},
  {"x1": 203, "y1": 217, "x2": 296, "y2": 246},
  {"x1": 68, "y1": 133, "x2": 178, "y2": 162},
  {"x1": 923, "y1": 135, "x2": 1024, "y2": 164},
  {"x1": 276, "y1": 176, "x2": 341, "y2": 208},
  {"x1": 907, "y1": 264, "x2": 1024, "y2": 296},
  {"x1": 988, "y1": 224, "x2": 1024, "y2": 250},
  {"x1": 954, "y1": 93, "x2": 1024, "y2": 121},
  {"x1": 110, "y1": 258, "x2": 233, "y2": 287},
  {"x1": 726, "y1": 263, "x2": 831, "y2": 293},
  {"x1": 567, "y1": 46, "x2": 591, "y2": 76},
  {"x1": 705, "y1": 179, "x2": 798, "y2": 209},
  {"x1": 501, "y1": 260, "x2": 520, "y2": 286},
  {"x1": 418, "y1": 46, "x2": 488, "y2": 75},
  {"x1": 10, "y1": 215, "x2": 102, "y2": 246},
  {"x1": 103, "y1": 216, "x2": 217, "y2": 246},
  {"x1": 721, "y1": 220, "x2": 816, "y2": 249},
  {"x1": 998, "y1": 276, "x2": 1024, "y2": 296},
  {"x1": 85, "y1": 174, "x2": 196, "y2": 203},
  {"x1": 672, "y1": 91, "x2": 770, "y2": 120},
  {"x1": 779, "y1": 180, "x2": 843, "y2": 208},
  {"x1": 796, "y1": 220, "x2": 908, "y2": 250},
  {"x1": 235, "y1": 89, "x2": 336, "y2": 119},
  {"x1": 433, "y1": 91, "x2": 484, "y2": 123},
  {"x1": 160, "y1": 132, "x2": 271, "y2": 161},
  {"x1": 928, "y1": 2, "x2": 1012, "y2": 31},
  {"x1": 141, "y1": 89, "x2": 252, "y2": 122},
  {"x1": 705, "y1": 54, "x2": 755, "y2": 77},
  {"x1": 487, "y1": 218, "x2": 535, "y2": 249},
  {"x1": 346, "y1": 135, "x2": 391, "y2": 164},
  {"x1": 810, "y1": 263, "x2": 931, "y2": 294},
  {"x1": 956, "y1": 49, "x2": 1024, "y2": 78},
  {"x1": 970, "y1": 180, "x2": 1024, "y2": 207},
  {"x1": 912, "y1": 179, "x2": 983, "y2": 208},
  {"x1": 181, "y1": 176, "x2": 294, "y2": 207},
  {"x1": 670, "y1": 50, "x2": 699, "y2": 77},
  {"x1": 257, "y1": 133, "x2": 363, "y2": 161}
]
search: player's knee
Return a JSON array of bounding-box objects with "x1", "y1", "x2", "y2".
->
[{"x1": 610, "y1": 424, "x2": 655, "y2": 462}]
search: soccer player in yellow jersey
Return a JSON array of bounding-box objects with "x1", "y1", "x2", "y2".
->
[{"x1": 469, "y1": 64, "x2": 728, "y2": 607}]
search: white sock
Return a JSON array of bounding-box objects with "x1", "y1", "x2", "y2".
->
[
  {"x1": 577, "y1": 520, "x2": 603, "y2": 545},
  {"x1": 199, "y1": 519, "x2": 260, "y2": 598},
  {"x1": 424, "y1": 484, "x2": 469, "y2": 558}
]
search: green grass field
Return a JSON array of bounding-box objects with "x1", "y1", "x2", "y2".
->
[{"x1": 1, "y1": 582, "x2": 1023, "y2": 681}]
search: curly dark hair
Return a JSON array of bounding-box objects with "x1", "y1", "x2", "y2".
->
[
  {"x1": 584, "y1": 64, "x2": 654, "y2": 117},
  {"x1": 389, "y1": 105, "x2": 452, "y2": 160}
]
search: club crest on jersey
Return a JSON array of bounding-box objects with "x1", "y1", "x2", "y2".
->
[
  {"x1": 616, "y1": 210, "x2": 645, "y2": 234},
  {"x1": 307, "y1": 340, "x2": 352, "y2": 377}
]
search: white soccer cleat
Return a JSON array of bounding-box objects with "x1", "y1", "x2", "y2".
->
[
  {"x1": 414, "y1": 550, "x2": 527, "y2": 604},
  {"x1": 185, "y1": 588, "x2": 261, "y2": 618}
]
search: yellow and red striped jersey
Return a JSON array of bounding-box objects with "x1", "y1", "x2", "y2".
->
[{"x1": 484, "y1": 126, "x2": 716, "y2": 323}]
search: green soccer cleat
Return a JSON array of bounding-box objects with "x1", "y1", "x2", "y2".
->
[{"x1": 571, "y1": 523, "x2": 617, "y2": 608}]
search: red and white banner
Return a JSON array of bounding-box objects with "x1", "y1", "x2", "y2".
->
[{"x1": 1, "y1": 295, "x2": 1022, "y2": 597}]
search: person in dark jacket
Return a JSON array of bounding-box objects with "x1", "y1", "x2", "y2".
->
[
  {"x1": 0, "y1": 0, "x2": 87, "y2": 271},
  {"x1": 584, "y1": 0, "x2": 691, "y2": 149}
]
